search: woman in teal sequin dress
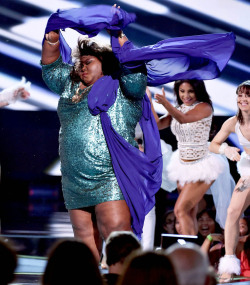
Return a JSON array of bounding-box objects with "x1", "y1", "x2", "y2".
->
[{"x1": 41, "y1": 30, "x2": 147, "y2": 260}]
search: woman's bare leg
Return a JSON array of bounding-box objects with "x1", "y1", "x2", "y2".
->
[
  {"x1": 174, "y1": 181, "x2": 213, "y2": 235},
  {"x1": 69, "y1": 207, "x2": 100, "y2": 262},
  {"x1": 218, "y1": 178, "x2": 250, "y2": 282},
  {"x1": 224, "y1": 179, "x2": 250, "y2": 255},
  {"x1": 95, "y1": 200, "x2": 131, "y2": 240},
  {"x1": 69, "y1": 200, "x2": 131, "y2": 262}
]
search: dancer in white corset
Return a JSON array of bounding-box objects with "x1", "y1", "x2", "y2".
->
[{"x1": 148, "y1": 80, "x2": 227, "y2": 236}]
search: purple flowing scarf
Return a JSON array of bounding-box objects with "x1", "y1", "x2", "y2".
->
[
  {"x1": 87, "y1": 77, "x2": 162, "y2": 236},
  {"x1": 111, "y1": 33, "x2": 235, "y2": 86},
  {"x1": 43, "y1": 5, "x2": 235, "y2": 84},
  {"x1": 43, "y1": 5, "x2": 235, "y2": 237}
]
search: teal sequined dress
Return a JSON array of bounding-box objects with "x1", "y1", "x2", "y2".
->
[{"x1": 42, "y1": 56, "x2": 147, "y2": 209}]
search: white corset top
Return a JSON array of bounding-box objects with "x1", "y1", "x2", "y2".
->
[
  {"x1": 171, "y1": 102, "x2": 212, "y2": 160},
  {"x1": 235, "y1": 121, "x2": 250, "y2": 148}
]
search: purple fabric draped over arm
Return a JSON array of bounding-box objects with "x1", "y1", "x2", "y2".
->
[
  {"x1": 87, "y1": 76, "x2": 162, "y2": 237},
  {"x1": 43, "y1": 5, "x2": 136, "y2": 63}
]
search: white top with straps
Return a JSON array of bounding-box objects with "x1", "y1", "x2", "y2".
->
[
  {"x1": 170, "y1": 102, "x2": 212, "y2": 160},
  {"x1": 235, "y1": 121, "x2": 250, "y2": 148}
]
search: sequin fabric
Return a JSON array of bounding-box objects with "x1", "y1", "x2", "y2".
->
[
  {"x1": 41, "y1": 56, "x2": 146, "y2": 209},
  {"x1": 170, "y1": 102, "x2": 212, "y2": 160}
]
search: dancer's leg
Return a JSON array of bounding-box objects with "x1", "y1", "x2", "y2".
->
[
  {"x1": 69, "y1": 207, "x2": 100, "y2": 262},
  {"x1": 95, "y1": 200, "x2": 131, "y2": 240},
  {"x1": 174, "y1": 181, "x2": 213, "y2": 235},
  {"x1": 224, "y1": 179, "x2": 250, "y2": 255},
  {"x1": 218, "y1": 178, "x2": 250, "y2": 282}
]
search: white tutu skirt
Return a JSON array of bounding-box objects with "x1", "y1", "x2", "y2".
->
[
  {"x1": 237, "y1": 152, "x2": 250, "y2": 177},
  {"x1": 167, "y1": 150, "x2": 225, "y2": 186},
  {"x1": 167, "y1": 150, "x2": 235, "y2": 229}
]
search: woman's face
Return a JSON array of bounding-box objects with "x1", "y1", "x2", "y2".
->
[
  {"x1": 78, "y1": 55, "x2": 103, "y2": 86},
  {"x1": 197, "y1": 212, "x2": 216, "y2": 237},
  {"x1": 163, "y1": 212, "x2": 175, "y2": 234},
  {"x1": 237, "y1": 87, "x2": 250, "y2": 112},
  {"x1": 239, "y1": 218, "x2": 248, "y2": 236},
  {"x1": 178, "y1": 82, "x2": 197, "y2": 106}
]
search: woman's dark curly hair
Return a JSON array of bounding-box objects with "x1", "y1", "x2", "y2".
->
[
  {"x1": 70, "y1": 38, "x2": 120, "y2": 83},
  {"x1": 173, "y1": 79, "x2": 213, "y2": 109}
]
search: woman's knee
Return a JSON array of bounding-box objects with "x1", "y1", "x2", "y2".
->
[
  {"x1": 227, "y1": 205, "x2": 242, "y2": 222},
  {"x1": 99, "y1": 215, "x2": 131, "y2": 239},
  {"x1": 174, "y1": 202, "x2": 192, "y2": 219},
  {"x1": 174, "y1": 207, "x2": 185, "y2": 221},
  {"x1": 95, "y1": 200, "x2": 131, "y2": 239}
]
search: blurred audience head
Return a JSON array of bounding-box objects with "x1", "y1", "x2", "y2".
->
[
  {"x1": 162, "y1": 210, "x2": 175, "y2": 234},
  {"x1": 105, "y1": 231, "x2": 141, "y2": 268},
  {"x1": 197, "y1": 209, "x2": 221, "y2": 239},
  {"x1": 42, "y1": 239, "x2": 103, "y2": 285},
  {"x1": 239, "y1": 216, "x2": 250, "y2": 237},
  {"x1": 166, "y1": 242, "x2": 210, "y2": 285},
  {"x1": 0, "y1": 238, "x2": 17, "y2": 285},
  {"x1": 117, "y1": 250, "x2": 178, "y2": 285}
]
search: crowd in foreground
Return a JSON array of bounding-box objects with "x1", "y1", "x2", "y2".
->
[{"x1": 1, "y1": 230, "x2": 217, "y2": 285}]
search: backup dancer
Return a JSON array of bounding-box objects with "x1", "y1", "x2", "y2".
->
[
  {"x1": 0, "y1": 77, "x2": 30, "y2": 108},
  {"x1": 209, "y1": 80, "x2": 250, "y2": 282},
  {"x1": 148, "y1": 80, "x2": 233, "y2": 235}
]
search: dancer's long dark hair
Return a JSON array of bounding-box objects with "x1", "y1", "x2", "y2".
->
[
  {"x1": 174, "y1": 79, "x2": 216, "y2": 138},
  {"x1": 173, "y1": 80, "x2": 213, "y2": 109}
]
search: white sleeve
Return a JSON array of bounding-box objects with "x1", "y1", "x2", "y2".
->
[{"x1": 0, "y1": 77, "x2": 31, "y2": 104}]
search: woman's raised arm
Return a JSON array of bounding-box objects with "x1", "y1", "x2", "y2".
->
[
  {"x1": 146, "y1": 87, "x2": 172, "y2": 130},
  {"x1": 41, "y1": 31, "x2": 60, "y2": 65},
  {"x1": 155, "y1": 87, "x2": 212, "y2": 124}
]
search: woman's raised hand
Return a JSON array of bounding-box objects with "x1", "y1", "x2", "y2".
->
[
  {"x1": 14, "y1": 88, "x2": 30, "y2": 100},
  {"x1": 113, "y1": 3, "x2": 120, "y2": 9},
  {"x1": 155, "y1": 87, "x2": 168, "y2": 105}
]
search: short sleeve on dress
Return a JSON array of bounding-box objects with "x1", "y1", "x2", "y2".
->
[
  {"x1": 41, "y1": 56, "x2": 72, "y2": 95},
  {"x1": 119, "y1": 66, "x2": 147, "y2": 101}
]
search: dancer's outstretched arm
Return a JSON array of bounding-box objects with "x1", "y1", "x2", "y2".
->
[
  {"x1": 209, "y1": 116, "x2": 241, "y2": 162},
  {"x1": 146, "y1": 87, "x2": 172, "y2": 130}
]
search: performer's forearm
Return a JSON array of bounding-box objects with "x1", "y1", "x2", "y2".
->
[{"x1": 42, "y1": 31, "x2": 60, "y2": 65}]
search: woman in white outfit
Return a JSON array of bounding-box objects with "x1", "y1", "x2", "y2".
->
[
  {"x1": 0, "y1": 77, "x2": 30, "y2": 181},
  {"x1": 148, "y1": 80, "x2": 226, "y2": 236},
  {"x1": 0, "y1": 77, "x2": 30, "y2": 108},
  {"x1": 209, "y1": 80, "x2": 250, "y2": 282}
]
